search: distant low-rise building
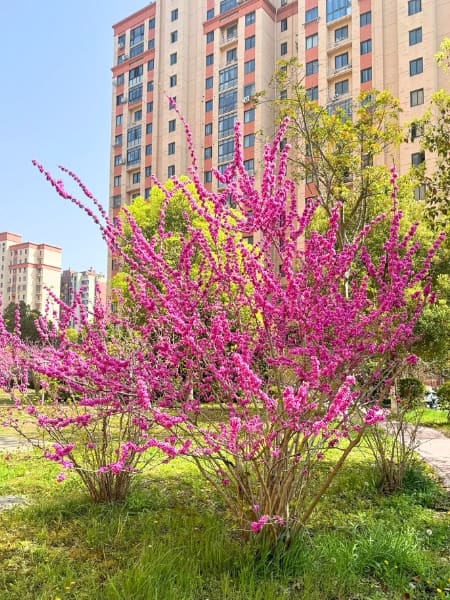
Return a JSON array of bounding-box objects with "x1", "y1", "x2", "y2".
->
[
  {"x1": 60, "y1": 268, "x2": 106, "y2": 327},
  {"x1": 0, "y1": 231, "x2": 62, "y2": 317}
]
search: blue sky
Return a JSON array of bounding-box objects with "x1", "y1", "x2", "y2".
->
[{"x1": 0, "y1": 0, "x2": 147, "y2": 273}]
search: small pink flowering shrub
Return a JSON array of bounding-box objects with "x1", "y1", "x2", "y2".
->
[{"x1": 0, "y1": 114, "x2": 442, "y2": 538}]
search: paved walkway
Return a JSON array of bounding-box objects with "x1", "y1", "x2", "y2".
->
[{"x1": 412, "y1": 425, "x2": 450, "y2": 489}]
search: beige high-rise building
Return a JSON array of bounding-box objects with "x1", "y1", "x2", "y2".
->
[
  {"x1": 110, "y1": 0, "x2": 450, "y2": 278},
  {"x1": 0, "y1": 232, "x2": 62, "y2": 317}
]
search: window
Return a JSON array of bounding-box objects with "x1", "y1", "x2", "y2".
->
[
  {"x1": 414, "y1": 185, "x2": 426, "y2": 200},
  {"x1": 118, "y1": 34, "x2": 126, "y2": 48},
  {"x1": 145, "y1": 166, "x2": 152, "y2": 177},
  {"x1": 244, "y1": 133, "x2": 255, "y2": 147},
  {"x1": 148, "y1": 38, "x2": 155, "y2": 50},
  {"x1": 149, "y1": 17, "x2": 155, "y2": 29},
  {"x1": 226, "y1": 24, "x2": 237, "y2": 40},
  {"x1": 144, "y1": 188, "x2": 150, "y2": 198},
  {"x1": 171, "y1": 8, "x2": 178, "y2": 21},
  {"x1": 306, "y1": 33, "x2": 319, "y2": 49},
  {"x1": 116, "y1": 114, "x2": 123, "y2": 126},
  {"x1": 127, "y1": 125, "x2": 142, "y2": 147},
  {"x1": 168, "y1": 142, "x2": 175, "y2": 155},
  {"x1": 114, "y1": 155, "x2": 122, "y2": 166},
  {"x1": 205, "y1": 122, "x2": 213, "y2": 136},
  {"x1": 411, "y1": 122, "x2": 424, "y2": 140},
  {"x1": 171, "y1": 31, "x2": 178, "y2": 43},
  {"x1": 145, "y1": 144, "x2": 152, "y2": 156},
  {"x1": 409, "y1": 57, "x2": 423, "y2": 76},
  {"x1": 361, "y1": 67, "x2": 372, "y2": 83},
  {"x1": 218, "y1": 138, "x2": 235, "y2": 162},
  {"x1": 116, "y1": 73, "x2": 124, "y2": 86},
  {"x1": 170, "y1": 52, "x2": 177, "y2": 65},
  {"x1": 335, "y1": 79, "x2": 349, "y2": 95},
  {"x1": 170, "y1": 74, "x2": 177, "y2": 87},
  {"x1": 134, "y1": 110, "x2": 142, "y2": 122},
  {"x1": 205, "y1": 76, "x2": 214, "y2": 89},
  {"x1": 204, "y1": 146, "x2": 212, "y2": 159},
  {"x1": 206, "y1": 53, "x2": 214, "y2": 66},
  {"x1": 132, "y1": 171, "x2": 140, "y2": 184},
  {"x1": 130, "y1": 24, "x2": 144, "y2": 46},
  {"x1": 146, "y1": 123, "x2": 153, "y2": 134},
  {"x1": 244, "y1": 159, "x2": 254, "y2": 174},
  {"x1": 220, "y1": 0, "x2": 238, "y2": 13},
  {"x1": 245, "y1": 11, "x2": 256, "y2": 26},
  {"x1": 127, "y1": 149, "x2": 141, "y2": 166},
  {"x1": 245, "y1": 35, "x2": 255, "y2": 50},
  {"x1": 169, "y1": 119, "x2": 176, "y2": 132},
  {"x1": 130, "y1": 43, "x2": 144, "y2": 58},
  {"x1": 360, "y1": 11, "x2": 371, "y2": 26},
  {"x1": 116, "y1": 94, "x2": 125, "y2": 105},
  {"x1": 114, "y1": 176, "x2": 121, "y2": 187},
  {"x1": 360, "y1": 39, "x2": 372, "y2": 54},
  {"x1": 281, "y1": 42, "x2": 288, "y2": 56},
  {"x1": 147, "y1": 101, "x2": 153, "y2": 112},
  {"x1": 115, "y1": 134, "x2": 123, "y2": 146},
  {"x1": 170, "y1": 96, "x2": 176, "y2": 109},
  {"x1": 244, "y1": 59, "x2": 255, "y2": 73},
  {"x1": 206, "y1": 31, "x2": 214, "y2": 43},
  {"x1": 147, "y1": 80, "x2": 154, "y2": 92},
  {"x1": 326, "y1": 0, "x2": 351, "y2": 23},
  {"x1": 244, "y1": 108, "x2": 255, "y2": 123},
  {"x1": 129, "y1": 64, "x2": 143, "y2": 85},
  {"x1": 411, "y1": 151, "x2": 425, "y2": 166},
  {"x1": 408, "y1": 0, "x2": 421, "y2": 15},
  {"x1": 204, "y1": 171, "x2": 213, "y2": 183},
  {"x1": 113, "y1": 195, "x2": 122, "y2": 208},
  {"x1": 244, "y1": 83, "x2": 255, "y2": 98},
  {"x1": 128, "y1": 84, "x2": 143, "y2": 103},
  {"x1": 205, "y1": 99, "x2": 213, "y2": 112},
  {"x1": 219, "y1": 89, "x2": 238, "y2": 114},
  {"x1": 118, "y1": 53, "x2": 125, "y2": 63},
  {"x1": 207, "y1": 8, "x2": 215, "y2": 20},
  {"x1": 280, "y1": 19, "x2": 288, "y2": 32},
  {"x1": 335, "y1": 25, "x2": 348, "y2": 42},
  {"x1": 306, "y1": 86, "x2": 319, "y2": 101},
  {"x1": 409, "y1": 27, "x2": 422, "y2": 46},
  {"x1": 219, "y1": 113, "x2": 237, "y2": 138},
  {"x1": 168, "y1": 165, "x2": 175, "y2": 178},
  {"x1": 226, "y1": 48, "x2": 237, "y2": 63},
  {"x1": 305, "y1": 7, "x2": 319, "y2": 22},
  {"x1": 410, "y1": 88, "x2": 424, "y2": 106},
  {"x1": 335, "y1": 52, "x2": 349, "y2": 70},
  {"x1": 306, "y1": 60, "x2": 319, "y2": 75},
  {"x1": 148, "y1": 59, "x2": 154, "y2": 71},
  {"x1": 280, "y1": 89, "x2": 287, "y2": 100}
]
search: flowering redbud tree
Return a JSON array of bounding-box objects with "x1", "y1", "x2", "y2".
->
[{"x1": 0, "y1": 113, "x2": 442, "y2": 540}]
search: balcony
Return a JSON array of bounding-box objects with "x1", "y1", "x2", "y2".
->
[
  {"x1": 327, "y1": 63, "x2": 352, "y2": 79},
  {"x1": 327, "y1": 37, "x2": 351, "y2": 53},
  {"x1": 220, "y1": 33, "x2": 238, "y2": 48}
]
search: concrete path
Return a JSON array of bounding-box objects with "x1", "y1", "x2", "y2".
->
[{"x1": 412, "y1": 425, "x2": 450, "y2": 489}]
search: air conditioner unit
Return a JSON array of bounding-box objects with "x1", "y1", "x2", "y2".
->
[
  {"x1": 123, "y1": 55, "x2": 129, "y2": 60},
  {"x1": 243, "y1": 95, "x2": 250, "y2": 103}
]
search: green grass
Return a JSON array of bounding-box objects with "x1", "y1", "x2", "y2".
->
[
  {"x1": 406, "y1": 408, "x2": 450, "y2": 437},
  {"x1": 0, "y1": 447, "x2": 449, "y2": 600}
]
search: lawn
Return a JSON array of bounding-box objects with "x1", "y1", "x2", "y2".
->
[
  {"x1": 407, "y1": 408, "x2": 450, "y2": 437},
  {"x1": 0, "y1": 444, "x2": 449, "y2": 600}
]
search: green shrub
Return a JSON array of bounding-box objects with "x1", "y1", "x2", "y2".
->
[
  {"x1": 436, "y1": 381, "x2": 450, "y2": 419},
  {"x1": 398, "y1": 377, "x2": 425, "y2": 406}
]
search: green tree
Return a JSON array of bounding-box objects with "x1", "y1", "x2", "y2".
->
[
  {"x1": 3, "y1": 301, "x2": 41, "y2": 343},
  {"x1": 419, "y1": 39, "x2": 450, "y2": 228},
  {"x1": 265, "y1": 58, "x2": 404, "y2": 248}
]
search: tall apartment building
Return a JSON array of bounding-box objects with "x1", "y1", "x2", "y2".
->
[
  {"x1": 110, "y1": 0, "x2": 450, "y2": 277},
  {"x1": 60, "y1": 268, "x2": 106, "y2": 326},
  {"x1": 0, "y1": 232, "x2": 62, "y2": 316}
]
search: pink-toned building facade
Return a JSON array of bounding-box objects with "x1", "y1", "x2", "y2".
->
[
  {"x1": 109, "y1": 0, "x2": 450, "y2": 278},
  {"x1": 0, "y1": 232, "x2": 62, "y2": 316}
]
